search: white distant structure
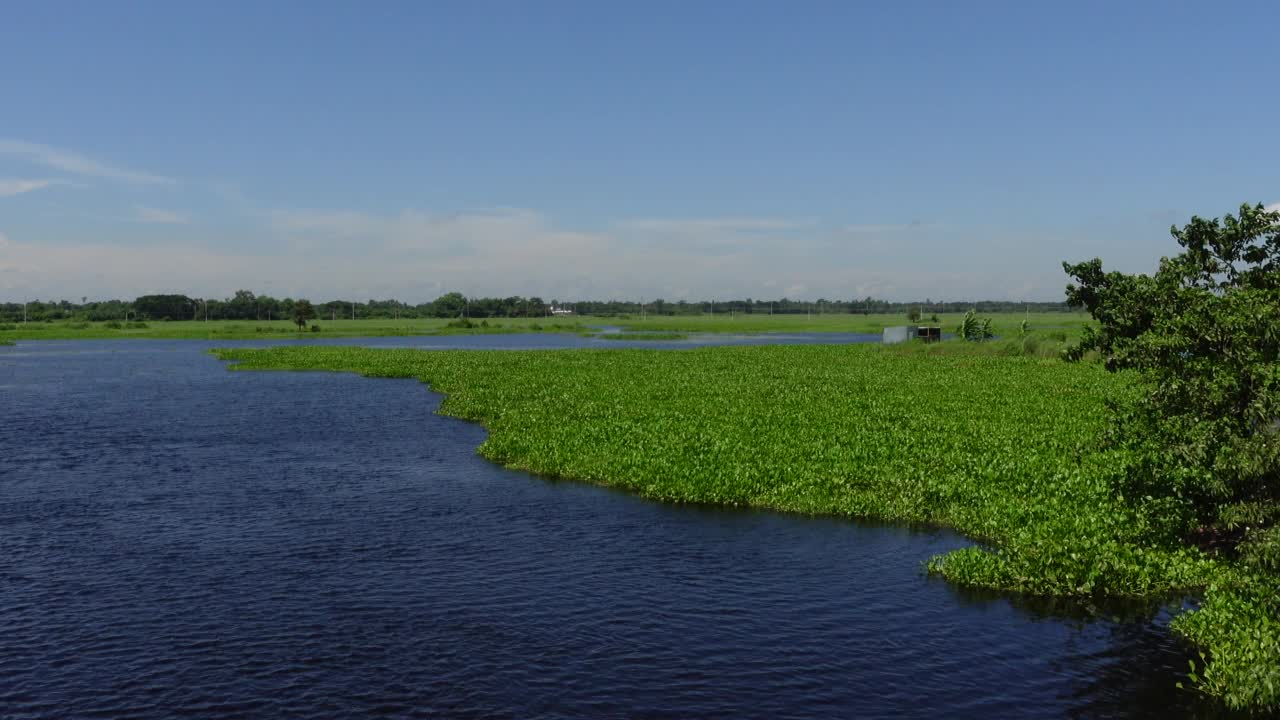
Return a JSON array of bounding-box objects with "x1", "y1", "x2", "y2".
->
[
  {"x1": 550, "y1": 305, "x2": 574, "y2": 316},
  {"x1": 882, "y1": 326, "x2": 912, "y2": 345}
]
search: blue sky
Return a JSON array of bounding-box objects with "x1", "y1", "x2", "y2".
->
[{"x1": 1, "y1": 1, "x2": 1276, "y2": 302}]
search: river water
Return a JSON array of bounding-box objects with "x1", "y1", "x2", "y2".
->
[{"x1": 0, "y1": 337, "x2": 1228, "y2": 718}]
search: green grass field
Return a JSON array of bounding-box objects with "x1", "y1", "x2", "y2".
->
[
  {"x1": 212, "y1": 343, "x2": 1280, "y2": 709},
  {"x1": 608, "y1": 310, "x2": 1092, "y2": 337},
  {"x1": 0, "y1": 311, "x2": 1091, "y2": 342}
]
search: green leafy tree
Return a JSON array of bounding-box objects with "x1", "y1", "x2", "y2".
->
[
  {"x1": 292, "y1": 299, "x2": 316, "y2": 330},
  {"x1": 1064, "y1": 202, "x2": 1280, "y2": 530},
  {"x1": 226, "y1": 289, "x2": 257, "y2": 320},
  {"x1": 431, "y1": 292, "x2": 467, "y2": 318},
  {"x1": 133, "y1": 294, "x2": 195, "y2": 320},
  {"x1": 956, "y1": 310, "x2": 994, "y2": 341}
]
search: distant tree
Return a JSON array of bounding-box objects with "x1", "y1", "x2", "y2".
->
[
  {"x1": 134, "y1": 294, "x2": 195, "y2": 321},
  {"x1": 257, "y1": 295, "x2": 280, "y2": 321},
  {"x1": 431, "y1": 292, "x2": 467, "y2": 318},
  {"x1": 906, "y1": 306, "x2": 921, "y2": 323},
  {"x1": 292, "y1": 299, "x2": 316, "y2": 330},
  {"x1": 1064, "y1": 202, "x2": 1280, "y2": 532},
  {"x1": 227, "y1": 289, "x2": 257, "y2": 320}
]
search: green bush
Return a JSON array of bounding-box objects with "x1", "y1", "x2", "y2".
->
[{"x1": 957, "y1": 310, "x2": 994, "y2": 341}]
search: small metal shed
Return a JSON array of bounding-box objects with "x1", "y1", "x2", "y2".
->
[
  {"x1": 883, "y1": 326, "x2": 941, "y2": 344},
  {"x1": 882, "y1": 326, "x2": 912, "y2": 344},
  {"x1": 915, "y1": 326, "x2": 941, "y2": 343}
]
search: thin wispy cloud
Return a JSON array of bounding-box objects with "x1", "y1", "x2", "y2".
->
[
  {"x1": 0, "y1": 178, "x2": 57, "y2": 197},
  {"x1": 614, "y1": 217, "x2": 814, "y2": 232},
  {"x1": 0, "y1": 140, "x2": 173, "y2": 184},
  {"x1": 843, "y1": 220, "x2": 939, "y2": 233},
  {"x1": 133, "y1": 206, "x2": 190, "y2": 224}
]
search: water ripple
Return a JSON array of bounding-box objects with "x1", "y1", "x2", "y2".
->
[{"x1": 0, "y1": 339, "x2": 1232, "y2": 718}]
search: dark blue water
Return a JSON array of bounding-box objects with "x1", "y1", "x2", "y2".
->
[{"x1": 0, "y1": 339, "x2": 1227, "y2": 718}]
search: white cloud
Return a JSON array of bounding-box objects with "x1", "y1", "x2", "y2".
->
[
  {"x1": 609, "y1": 215, "x2": 816, "y2": 258},
  {"x1": 1265, "y1": 202, "x2": 1280, "y2": 214},
  {"x1": 0, "y1": 139, "x2": 173, "y2": 184},
  {"x1": 0, "y1": 179, "x2": 56, "y2": 197},
  {"x1": 0, "y1": 208, "x2": 1084, "y2": 303},
  {"x1": 133, "y1": 206, "x2": 189, "y2": 224}
]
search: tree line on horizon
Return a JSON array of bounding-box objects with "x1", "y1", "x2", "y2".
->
[{"x1": 0, "y1": 290, "x2": 1073, "y2": 323}]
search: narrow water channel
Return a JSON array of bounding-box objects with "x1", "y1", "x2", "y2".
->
[{"x1": 0, "y1": 339, "x2": 1225, "y2": 718}]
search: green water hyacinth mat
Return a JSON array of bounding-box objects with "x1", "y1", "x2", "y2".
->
[{"x1": 215, "y1": 343, "x2": 1278, "y2": 711}]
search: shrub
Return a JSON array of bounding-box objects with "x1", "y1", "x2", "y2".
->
[{"x1": 957, "y1": 310, "x2": 994, "y2": 341}]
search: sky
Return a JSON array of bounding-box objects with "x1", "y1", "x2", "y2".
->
[{"x1": 1, "y1": 1, "x2": 1277, "y2": 303}]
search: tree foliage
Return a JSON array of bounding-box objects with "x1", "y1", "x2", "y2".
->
[
  {"x1": 957, "y1": 310, "x2": 994, "y2": 341},
  {"x1": 133, "y1": 294, "x2": 195, "y2": 321},
  {"x1": 1064, "y1": 202, "x2": 1280, "y2": 529},
  {"x1": 292, "y1": 299, "x2": 316, "y2": 329}
]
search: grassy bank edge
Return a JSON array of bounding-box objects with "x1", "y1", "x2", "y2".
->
[{"x1": 0, "y1": 312, "x2": 1089, "y2": 342}]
